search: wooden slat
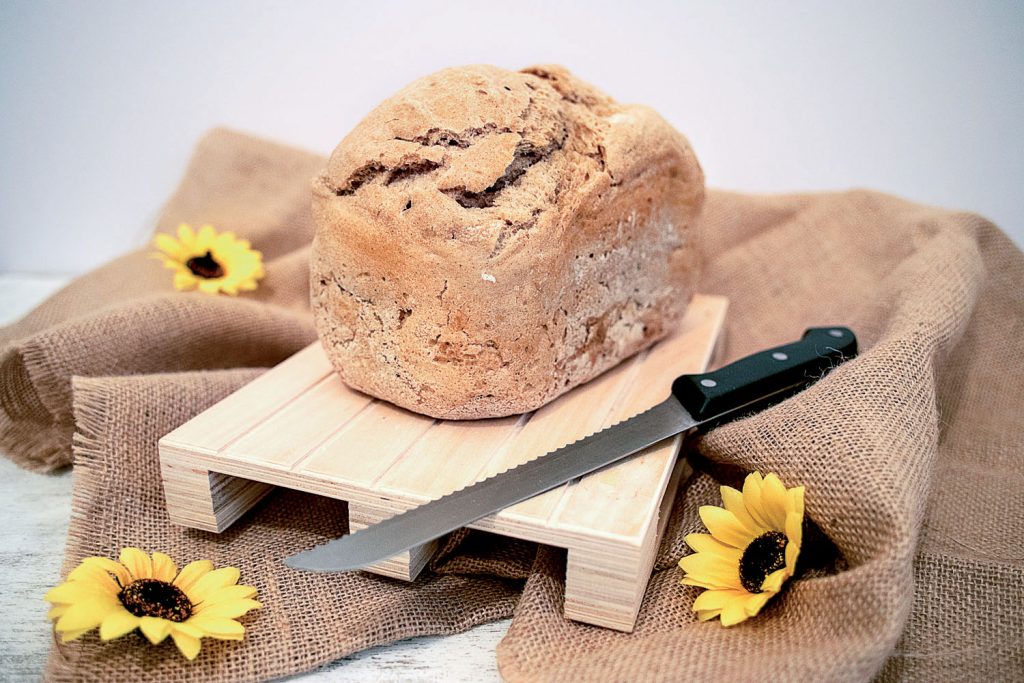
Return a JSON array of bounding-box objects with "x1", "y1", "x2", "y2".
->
[
  {"x1": 297, "y1": 401, "x2": 436, "y2": 486},
  {"x1": 374, "y1": 414, "x2": 526, "y2": 500},
  {"x1": 221, "y1": 375, "x2": 374, "y2": 468},
  {"x1": 160, "y1": 344, "x2": 333, "y2": 455}
]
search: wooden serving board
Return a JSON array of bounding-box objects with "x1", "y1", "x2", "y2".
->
[{"x1": 159, "y1": 294, "x2": 727, "y2": 632}]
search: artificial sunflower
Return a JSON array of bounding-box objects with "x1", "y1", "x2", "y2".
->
[
  {"x1": 678, "y1": 471, "x2": 804, "y2": 626},
  {"x1": 45, "y1": 548, "x2": 260, "y2": 660},
  {"x1": 152, "y1": 223, "x2": 264, "y2": 295}
]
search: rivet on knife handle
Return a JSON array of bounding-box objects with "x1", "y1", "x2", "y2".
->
[{"x1": 672, "y1": 326, "x2": 857, "y2": 422}]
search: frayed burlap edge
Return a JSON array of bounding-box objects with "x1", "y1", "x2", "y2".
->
[{"x1": 0, "y1": 341, "x2": 76, "y2": 472}]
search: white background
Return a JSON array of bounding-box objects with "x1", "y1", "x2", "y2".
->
[{"x1": 1, "y1": 0, "x2": 1022, "y2": 275}]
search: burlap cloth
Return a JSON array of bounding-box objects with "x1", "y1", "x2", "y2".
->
[{"x1": 1, "y1": 129, "x2": 1020, "y2": 681}]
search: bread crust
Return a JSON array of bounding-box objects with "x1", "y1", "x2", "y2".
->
[{"x1": 311, "y1": 64, "x2": 704, "y2": 419}]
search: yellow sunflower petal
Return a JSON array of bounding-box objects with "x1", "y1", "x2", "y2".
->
[
  {"x1": 720, "y1": 485, "x2": 763, "y2": 534},
  {"x1": 786, "y1": 540, "x2": 802, "y2": 573},
  {"x1": 195, "y1": 584, "x2": 258, "y2": 604},
  {"x1": 213, "y1": 231, "x2": 237, "y2": 248},
  {"x1": 170, "y1": 621, "x2": 205, "y2": 639},
  {"x1": 151, "y1": 552, "x2": 178, "y2": 583},
  {"x1": 198, "y1": 225, "x2": 223, "y2": 252},
  {"x1": 119, "y1": 548, "x2": 153, "y2": 581},
  {"x1": 742, "y1": 472, "x2": 774, "y2": 529},
  {"x1": 760, "y1": 473, "x2": 791, "y2": 530},
  {"x1": 194, "y1": 598, "x2": 260, "y2": 619},
  {"x1": 680, "y1": 573, "x2": 741, "y2": 592},
  {"x1": 785, "y1": 511, "x2": 803, "y2": 547},
  {"x1": 789, "y1": 485, "x2": 805, "y2": 519},
  {"x1": 785, "y1": 512, "x2": 803, "y2": 570},
  {"x1": 99, "y1": 609, "x2": 140, "y2": 640},
  {"x1": 678, "y1": 553, "x2": 742, "y2": 590},
  {"x1": 174, "y1": 271, "x2": 198, "y2": 291},
  {"x1": 684, "y1": 533, "x2": 743, "y2": 563},
  {"x1": 60, "y1": 627, "x2": 93, "y2": 643},
  {"x1": 80, "y1": 557, "x2": 132, "y2": 588},
  {"x1": 744, "y1": 592, "x2": 772, "y2": 616},
  {"x1": 45, "y1": 580, "x2": 117, "y2": 605},
  {"x1": 188, "y1": 615, "x2": 246, "y2": 640},
  {"x1": 697, "y1": 609, "x2": 722, "y2": 622},
  {"x1": 48, "y1": 605, "x2": 69, "y2": 620},
  {"x1": 65, "y1": 562, "x2": 122, "y2": 595},
  {"x1": 699, "y1": 505, "x2": 757, "y2": 549},
  {"x1": 678, "y1": 551, "x2": 738, "y2": 577},
  {"x1": 682, "y1": 576, "x2": 729, "y2": 591},
  {"x1": 197, "y1": 279, "x2": 224, "y2": 295},
  {"x1": 172, "y1": 631, "x2": 202, "y2": 661},
  {"x1": 187, "y1": 566, "x2": 241, "y2": 605},
  {"x1": 153, "y1": 233, "x2": 186, "y2": 260},
  {"x1": 196, "y1": 224, "x2": 217, "y2": 251},
  {"x1": 55, "y1": 597, "x2": 120, "y2": 633},
  {"x1": 138, "y1": 616, "x2": 171, "y2": 644},
  {"x1": 720, "y1": 600, "x2": 751, "y2": 627},
  {"x1": 761, "y1": 567, "x2": 790, "y2": 594},
  {"x1": 173, "y1": 560, "x2": 215, "y2": 594},
  {"x1": 177, "y1": 223, "x2": 196, "y2": 245},
  {"x1": 156, "y1": 255, "x2": 187, "y2": 272},
  {"x1": 692, "y1": 588, "x2": 750, "y2": 612}
]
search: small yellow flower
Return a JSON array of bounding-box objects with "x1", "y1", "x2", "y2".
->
[
  {"x1": 152, "y1": 223, "x2": 264, "y2": 295},
  {"x1": 678, "y1": 471, "x2": 804, "y2": 626},
  {"x1": 45, "y1": 548, "x2": 260, "y2": 660}
]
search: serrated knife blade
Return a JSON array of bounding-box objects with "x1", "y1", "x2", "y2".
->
[{"x1": 285, "y1": 326, "x2": 857, "y2": 573}]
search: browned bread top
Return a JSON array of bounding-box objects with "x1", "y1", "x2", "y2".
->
[{"x1": 311, "y1": 64, "x2": 703, "y2": 419}]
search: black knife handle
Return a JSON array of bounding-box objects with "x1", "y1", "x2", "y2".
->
[{"x1": 671, "y1": 327, "x2": 857, "y2": 423}]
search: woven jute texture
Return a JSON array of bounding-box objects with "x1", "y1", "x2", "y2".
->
[{"x1": 0, "y1": 129, "x2": 1019, "y2": 681}]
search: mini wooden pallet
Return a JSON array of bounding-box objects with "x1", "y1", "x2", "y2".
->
[{"x1": 159, "y1": 294, "x2": 727, "y2": 632}]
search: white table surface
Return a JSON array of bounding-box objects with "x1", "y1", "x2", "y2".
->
[{"x1": 0, "y1": 273, "x2": 509, "y2": 682}]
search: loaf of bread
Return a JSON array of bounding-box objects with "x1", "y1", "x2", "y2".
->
[{"x1": 311, "y1": 64, "x2": 703, "y2": 419}]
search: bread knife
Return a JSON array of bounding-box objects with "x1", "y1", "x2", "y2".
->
[{"x1": 285, "y1": 327, "x2": 857, "y2": 572}]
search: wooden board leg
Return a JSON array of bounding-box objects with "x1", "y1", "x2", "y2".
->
[
  {"x1": 348, "y1": 503, "x2": 439, "y2": 581},
  {"x1": 160, "y1": 455, "x2": 274, "y2": 533},
  {"x1": 564, "y1": 458, "x2": 692, "y2": 631}
]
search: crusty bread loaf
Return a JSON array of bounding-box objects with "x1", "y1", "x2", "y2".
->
[{"x1": 311, "y1": 64, "x2": 703, "y2": 419}]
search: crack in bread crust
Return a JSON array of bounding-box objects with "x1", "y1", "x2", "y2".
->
[{"x1": 442, "y1": 133, "x2": 567, "y2": 209}]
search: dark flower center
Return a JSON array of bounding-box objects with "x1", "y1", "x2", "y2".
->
[
  {"x1": 740, "y1": 531, "x2": 788, "y2": 593},
  {"x1": 118, "y1": 578, "x2": 192, "y2": 622},
  {"x1": 185, "y1": 251, "x2": 224, "y2": 279}
]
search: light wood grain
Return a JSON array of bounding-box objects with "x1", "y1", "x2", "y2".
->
[
  {"x1": 375, "y1": 414, "x2": 526, "y2": 500},
  {"x1": 222, "y1": 375, "x2": 372, "y2": 468},
  {"x1": 161, "y1": 343, "x2": 333, "y2": 456},
  {"x1": 299, "y1": 401, "x2": 437, "y2": 484},
  {"x1": 159, "y1": 294, "x2": 728, "y2": 632}
]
